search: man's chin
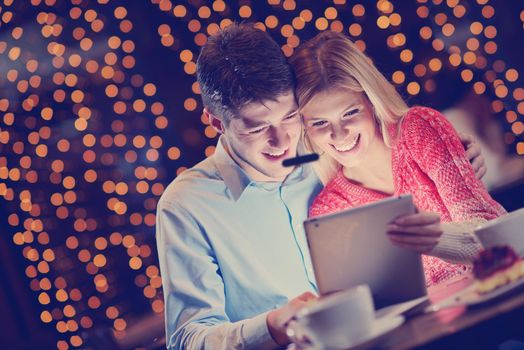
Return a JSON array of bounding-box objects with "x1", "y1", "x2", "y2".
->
[{"x1": 259, "y1": 166, "x2": 293, "y2": 181}]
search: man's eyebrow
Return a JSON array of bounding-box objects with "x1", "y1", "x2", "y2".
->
[
  {"x1": 242, "y1": 119, "x2": 268, "y2": 128},
  {"x1": 284, "y1": 107, "x2": 299, "y2": 117}
]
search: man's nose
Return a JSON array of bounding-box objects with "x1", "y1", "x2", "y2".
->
[{"x1": 268, "y1": 126, "x2": 289, "y2": 148}]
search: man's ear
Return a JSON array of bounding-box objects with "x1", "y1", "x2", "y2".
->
[{"x1": 204, "y1": 108, "x2": 225, "y2": 134}]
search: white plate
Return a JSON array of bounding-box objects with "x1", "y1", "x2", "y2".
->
[
  {"x1": 289, "y1": 314, "x2": 404, "y2": 350},
  {"x1": 341, "y1": 314, "x2": 405, "y2": 350},
  {"x1": 426, "y1": 276, "x2": 524, "y2": 312}
]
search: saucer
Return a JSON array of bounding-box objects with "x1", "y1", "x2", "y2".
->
[
  {"x1": 337, "y1": 314, "x2": 405, "y2": 350},
  {"x1": 290, "y1": 314, "x2": 404, "y2": 350}
]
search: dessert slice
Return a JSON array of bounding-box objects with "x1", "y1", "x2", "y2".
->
[{"x1": 473, "y1": 245, "x2": 524, "y2": 294}]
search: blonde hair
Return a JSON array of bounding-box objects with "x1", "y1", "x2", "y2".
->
[{"x1": 290, "y1": 31, "x2": 409, "y2": 184}]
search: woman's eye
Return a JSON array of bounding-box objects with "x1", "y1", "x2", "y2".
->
[
  {"x1": 284, "y1": 113, "x2": 298, "y2": 121},
  {"x1": 311, "y1": 120, "x2": 327, "y2": 127},
  {"x1": 344, "y1": 108, "x2": 360, "y2": 118}
]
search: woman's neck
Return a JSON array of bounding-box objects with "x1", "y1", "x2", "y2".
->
[{"x1": 342, "y1": 137, "x2": 394, "y2": 195}]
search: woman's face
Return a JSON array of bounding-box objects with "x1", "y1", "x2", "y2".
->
[{"x1": 301, "y1": 88, "x2": 381, "y2": 169}]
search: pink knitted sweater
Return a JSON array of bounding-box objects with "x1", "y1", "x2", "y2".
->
[{"x1": 309, "y1": 107, "x2": 506, "y2": 286}]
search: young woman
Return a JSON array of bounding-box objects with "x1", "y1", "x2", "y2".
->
[{"x1": 290, "y1": 31, "x2": 506, "y2": 286}]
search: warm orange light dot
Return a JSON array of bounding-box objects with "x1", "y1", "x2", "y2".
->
[
  {"x1": 281, "y1": 24, "x2": 294, "y2": 38},
  {"x1": 213, "y1": 0, "x2": 226, "y2": 12},
  {"x1": 400, "y1": 49, "x2": 413, "y2": 63},
  {"x1": 377, "y1": 16, "x2": 390, "y2": 29},
  {"x1": 93, "y1": 254, "x2": 107, "y2": 267},
  {"x1": 442, "y1": 23, "x2": 455, "y2": 37},
  {"x1": 428, "y1": 58, "x2": 442, "y2": 72},
  {"x1": 315, "y1": 18, "x2": 329, "y2": 31},
  {"x1": 114, "y1": 318, "x2": 127, "y2": 331},
  {"x1": 473, "y1": 81, "x2": 486, "y2": 95},
  {"x1": 517, "y1": 143, "x2": 524, "y2": 155},
  {"x1": 416, "y1": 5, "x2": 429, "y2": 18},
  {"x1": 173, "y1": 4, "x2": 187, "y2": 17},
  {"x1": 239, "y1": 5, "x2": 252, "y2": 18},
  {"x1": 39, "y1": 292, "x2": 51, "y2": 305},
  {"x1": 179, "y1": 49, "x2": 193, "y2": 63},
  {"x1": 461, "y1": 69, "x2": 474, "y2": 82},
  {"x1": 392, "y1": 71, "x2": 405, "y2": 84},
  {"x1": 300, "y1": 9, "x2": 313, "y2": 22},
  {"x1": 184, "y1": 62, "x2": 197, "y2": 75},
  {"x1": 484, "y1": 41, "x2": 498, "y2": 55},
  {"x1": 114, "y1": 6, "x2": 127, "y2": 19},
  {"x1": 325, "y1": 7, "x2": 337, "y2": 20},
  {"x1": 152, "y1": 299, "x2": 164, "y2": 313},
  {"x1": 495, "y1": 85, "x2": 509, "y2": 98},
  {"x1": 389, "y1": 13, "x2": 401, "y2": 26},
  {"x1": 41, "y1": 311, "x2": 53, "y2": 323},
  {"x1": 352, "y1": 4, "x2": 365, "y2": 17},
  {"x1": 167, "y1": 147, "x2": 181, "y2": 160},
  {"x1": 133, "y1": 99, "x2": 146, "y2": 113},
  {"x1": 484, "y1": 25, "x2": 497, "y2": 39},
  {"x1": 56, "y1": 289, "x2": 68, "y2": 302},
  {"x1": 505, "y1": 69, "x2": 518, "y2": 82},
  {"x1": 129, "y1": 256, "x2": 142, "y2": 270},
  {"x1": 470, "y1": 22, "x2": 483, "y2": 35},
  {"x1": 292, "y1": 17, "x2": 305, "y2": 30},
  {"x1": 414, "y1": 64, "x2": 427, "y2": 77},
  {"x1": 512, "y1": 122, "x2": 524, "y2": 135},
  {"x1": 184, "y1": 98, "x2": 197, "y2": 111},
  {"x1": 349, "y1": 23, "x2": 362, "y2": 37},
  {"x1": 407, "y1": 82, "x2": 420, "y2": 95},
  {"x1": 80, "y1": 38, "x2": 93, "y2": 51},
  {"x1": 432, "y1": 39, "x2": 445, "y2": 51}
]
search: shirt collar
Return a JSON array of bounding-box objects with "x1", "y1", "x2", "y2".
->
[{"x1": 213, "y1": 137, "x2": 252, "y2": 201}]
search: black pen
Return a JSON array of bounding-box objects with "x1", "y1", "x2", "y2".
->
[{"x1": 282, "y1": 153, "x2": 319, "y2": 167}]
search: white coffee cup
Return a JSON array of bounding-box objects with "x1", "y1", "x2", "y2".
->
[
  {"x1": 474, "y1": 207, "x2": 524, "y2": 256},
  {"x1": 293, "y1": 285, "x2": 374, "y2": 349}
]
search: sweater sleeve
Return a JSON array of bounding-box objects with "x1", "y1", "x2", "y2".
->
[
  {"x1": 429, "y1": 220, "x2": 486, "y2": 264},
  {"x1": 402, "y1": 107, "x2": 506, "y2": 222}
]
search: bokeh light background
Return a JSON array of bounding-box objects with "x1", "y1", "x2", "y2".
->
[{"x1": 0, "y1": 0, "x2": 522, "y2": 349}]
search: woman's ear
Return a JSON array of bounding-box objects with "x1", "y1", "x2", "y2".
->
[{"x1": 204, "y1": 108, "x2": 225, "y2": 134}]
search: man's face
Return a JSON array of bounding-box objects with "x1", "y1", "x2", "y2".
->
[{"x1": 222, "y1": 91, "x2": 301, "y2": 182}]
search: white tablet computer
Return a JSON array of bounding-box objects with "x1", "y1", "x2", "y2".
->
[{"x1": 304, "y1": 194, "x2": 427, "y2": 308}]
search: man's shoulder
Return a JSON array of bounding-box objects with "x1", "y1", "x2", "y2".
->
[{"x1": 159, "y1": 157, "x2": 223, "y2": 208}]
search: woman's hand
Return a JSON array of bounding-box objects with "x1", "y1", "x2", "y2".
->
[
  {"x1": 458, "y1": 132, "x2": 487, "y2": 180},
  {"x1": 387, "y1": 211, "x2": 443, "y2": 253}
]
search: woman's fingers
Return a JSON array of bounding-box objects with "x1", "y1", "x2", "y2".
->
[
  {"x1": 388, "y1": 233, "x2": 439, "y2": 245},
  {"x1": 393, "y1": 212, "x2": 440, "y2": 226},
  {"x1": 387, "y1": 223, "x2": 442, "y2": 236}
]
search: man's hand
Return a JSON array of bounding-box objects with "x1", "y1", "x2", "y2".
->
[
  {"x1": 266, "y1": 291, "x2": 318, "y2": 346},
  {"x1": 458, "y1": 132, "x2": 486, "y2": 180},
  {"x1": 387, "y1": 211, "x2": 443, "y2": 254}
]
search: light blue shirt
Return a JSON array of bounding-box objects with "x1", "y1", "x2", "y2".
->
[{"x1": 156, "y1": 138, "x2": 323, "y2": 349}]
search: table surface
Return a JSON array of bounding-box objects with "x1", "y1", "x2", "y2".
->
[{"x1": 364, "y1": 273, "x2": 524, "y2": 349}]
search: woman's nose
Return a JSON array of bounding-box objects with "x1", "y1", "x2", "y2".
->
[{"x1": 330, "y1": 124, "x2": 350, "y2": 143}]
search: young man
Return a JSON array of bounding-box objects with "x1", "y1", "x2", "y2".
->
[{"x1": 156, "y1": 23, "x2": 486, "y2": 350}]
